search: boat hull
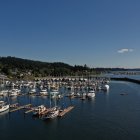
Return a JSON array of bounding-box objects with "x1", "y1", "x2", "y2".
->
[{"x1": 0, "y1": 105, "x2": 9, "y2": 113}]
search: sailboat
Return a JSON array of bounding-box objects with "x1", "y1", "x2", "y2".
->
[
  {"x1": 42, "y1": 93, "x2": 59, "y2": 120},
  {"x1": 43, "y1": 107, "x2": 59, "y2": 119}
]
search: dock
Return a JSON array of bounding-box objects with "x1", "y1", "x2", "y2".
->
[
  {"x1": 58, "y1": 106, "x2": 74, "y2": 117},
  {"x1": 24, "y1": 107, "x2": 54, "y2": 115},
  {"x1": 10, "y1": 104, "x2": 32, "y2": 113},
  {"x1": 24, "y1": 108, "x2": 35, "y2": 114}
]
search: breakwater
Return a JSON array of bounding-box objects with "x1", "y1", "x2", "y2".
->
[{"x1": 111, "y1": 77, "x2": 140, "y2": 84}]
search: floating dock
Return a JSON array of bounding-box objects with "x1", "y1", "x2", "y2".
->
[
  {"x1": 25, "y1": 106, "x2": 54, "y2": 115},
  {"x1": 24, "y1": 108, "x2": 35, "y2": 114},
  {"x1": 10, "y1": 104, "x2": 32, "y2": 113},
  {"x1": 58, "y1": 106, "x2": 74, "y2": 117}
]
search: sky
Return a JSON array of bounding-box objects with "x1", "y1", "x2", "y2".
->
[{"x1": 0, "y1": 0, "x2": 140, "y2": 68}]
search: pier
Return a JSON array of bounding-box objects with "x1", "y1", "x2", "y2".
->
[
  {"x1": 111, "y1": 77, "x2": 140, "y2": 84},
  {"x1": 25, "y1": 106, "x2": 56, "y2": 115},
  {"x1": 24, "y1": 108, "x2": 35, "y2": 114},
  {"x1": 10, "y1": 104, "x2": 32, "y2": 113},
  {"x1": 58, "y1": 106, "x2": 74, "y2": 117}
]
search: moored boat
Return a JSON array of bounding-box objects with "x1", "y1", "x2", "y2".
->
[
  {"x1": 33, "y1": 105, "x2": 47, "y2": 116},
  {"x1": 0, "y1": 101, "x2": 9, "y2": 113},
  {"x1": 87, "y1": 90, "x2": 95, "y2": 98},
  {"x1": 0, "y1": 90, "x2": 8, "y2": 96},
  {"x1": 8, "y1": 89, "x2": 20, "y2": 97},
  {"x1": 42, "y1": 107, "x2": 59, "y2": 120},
  {"x1": 40, "y1": 89, "x2": 48, "y2": 96},
  {"x1": 29, "y1": 88, "x2": 36, "y2": 95},
  {"x1": 103, "y1": 84, "x2": 109, "y2": 91}
]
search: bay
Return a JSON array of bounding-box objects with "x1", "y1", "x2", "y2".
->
[{"x1": 0, "y1": 81, "x2": 140, "y2": 140}]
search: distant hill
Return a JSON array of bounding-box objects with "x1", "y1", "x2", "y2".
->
[
  {"x1": 0, "y1": 56, "x2": 72, "y2": 70},
  {"x1": 0, "y1": 56, "x2": 139, "y2": 79},
  {"x1": 0, "y1": 56, "x2": 91, "y2": 78}
]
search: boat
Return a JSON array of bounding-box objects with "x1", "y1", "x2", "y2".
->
[
  {"x1": 0, "y1": 90, "x2": 8, "y2": 96},
  {"x1": 0, "y1": 101, "x2": 9, "y2": 113},
  {"x1": 50, "y1": 89, "x2": 59, "y2": 98},
  {"x1": 68, "y1": 92, "x2": 74, "y2": 97},
  {"x1": 43, "y1": 92, "x2": 59, "y2": 120},
  {"x1": 33, "y1": 105, "x2": 47, "y2": 116},
  {"x1": 40, "y1": 89, "x2": 48, "y2": 96},
  {"x1": 103, "y1": 84, "x2": 109, "y2": 91},
  {"x1": 74, "y1": 92, "x2": 81, "y2": 97},
  {"x1": 43, "y1": 107, "x2": 59, "y2": 119},
  {"x1": 29, "y1": 88, "x2": 36, "y2": 95},
  {"x1": 9, "y1": 89, "x2": 20, "y2": 97},
  {"x1": 87, "y1": 90, "x2": 95, "y2": 98}
]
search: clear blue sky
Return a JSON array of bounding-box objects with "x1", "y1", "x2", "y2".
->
[{"x1": 0, "y1": 0, "x2": 140, "y2": 68}]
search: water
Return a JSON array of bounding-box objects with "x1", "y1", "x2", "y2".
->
[{"x1": 1, "y1": 81, "x2": 140, "y2": 140}]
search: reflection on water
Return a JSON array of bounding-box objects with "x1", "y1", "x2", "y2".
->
[{"x1": 0, "y1": 109, "x2": 9, "y2": 116}]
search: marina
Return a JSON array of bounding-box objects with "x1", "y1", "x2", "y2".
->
[
  {"x1": 1, "y1": 76, "x2": 140, "y2": 140},
  {"x1": 0, "y1": 76, "x2": 109, "y2": 117},
  {"x1": 1, "y1": 0, "x2": 140, "y2": 139}
]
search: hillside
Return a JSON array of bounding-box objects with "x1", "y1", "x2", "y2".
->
[
  {"x1": 0, "y1": 56, "x2": 90, "y2": 79},
  {"x1": 0, "y1": 56, "x2": 138, "y2": 80}
]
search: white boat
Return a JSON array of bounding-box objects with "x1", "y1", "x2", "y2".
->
[
  {"x1": 0, "y1": 101, "x2": 9, "y2": 113},
  {"x1": 43, "y1": 107, "x2": 59, "y2": 119},
  {"x1": 29, "y1": 88, "x2": 36, "y2": 94},
  {"x1": 33, "y1": 105, "x2": 47, "y2": 116},
  {"x1": 40, "y1": 89, "x2": 48, "y2": 96},
  {"x1": 9, "y1": 89, "x2": 20, "y2": 97},
  {"x1": 87, "y1": 90, "x2": 95, "y2": 98},
  {"x1": 0, "y1": 90, "x2": 8, "y2": 96},
  {"x1": 74, "y1": 92, "x2": 80, "y2": 97},
  {"x1": 103, "y1": 84, "x2": 109, "y2": 91}
]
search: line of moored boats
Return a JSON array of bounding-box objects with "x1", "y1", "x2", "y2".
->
[{"x1": 0, "y1": 77, "x2": 110, "y2": 119}]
